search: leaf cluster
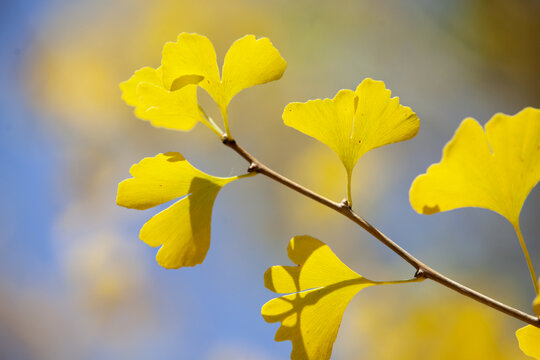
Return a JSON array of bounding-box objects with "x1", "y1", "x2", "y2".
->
[{"x1": 117, "y1": 33, "x2": 540, "y2": 359}]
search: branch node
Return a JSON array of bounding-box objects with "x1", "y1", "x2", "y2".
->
[
  {"x1": 222, "y1": 134, "x2": 236, "y2": 145},
  {"x1": 339, "y1": 198, "x2": 351, "y2": 210},
  {"x1": 248, "y1": 162, "x2": 260, "y2": 173},
  {"x1": 415, "y1": 268, "x2": 426, "y2": 279}
]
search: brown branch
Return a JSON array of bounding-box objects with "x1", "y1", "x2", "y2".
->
[{"x1": 223, "y1": 137, "x2": 540, "y2": 328}]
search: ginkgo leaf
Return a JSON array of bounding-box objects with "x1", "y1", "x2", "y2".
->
[
  {"x1": 120, "y1": 66, "x2": 203, "y2": 131},
  {"x1": 221, "y1": 35, "x2": 287, "y2": 108},
  {"x1": 516, "y1": 326, "x2": 540, "y2": 359},
  {"x1": 516, "y1": 284, "x2": 540, "y2": 360},
  {"x1": 261, "y1": 235, "x2": 420, "y2": 360},
  {"x1": 409, "y1": 107, "x2": 540, "y2": 225},
  {"x1": 283, "y1": 79, "x2": 419, "y2": 205},
  {"x1": 121, "y1": 67, "x2": 162, "y2": 107},
  {"x1": 161, "y1": 33, "x2": 286, "y2": 133},
  {"x1": 161, "y1": 33, "x2": 221, "y2": 104},
  {"x1": 116, "y1": 152, "x2": 244, "y2": 269}
]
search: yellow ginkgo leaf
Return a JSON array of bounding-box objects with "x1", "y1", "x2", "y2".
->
[
  {"x1": 120, "y1": 66, "x2": 203, "y2": 131},
  {"x1": 221, "y1": 35, "x2": 287, "y2": 108},
  {"x1": 515, "y1": 287, "x2": 540, "y2": 359},
  {"x1": 116, "y1": 152, "x2": 247, "y2": 269},
  {"x1": 516, "y1": 325, "x2": 540, "y2": 359},
  {"x1": 161, "y1": 33, "x2": 286, "y2": 136},
  {"x1": 262, "y1": 235, "x2": 420, "y2": 360},
  {"x1": 283, "y1": 79, "x2": 419, "y2": 206},
  {"x1": 410, "y1": 107, "x2": 540, "y2": 225},
  {"x1": 410, "y1": 107, "x2": 540, "y2": 292}
]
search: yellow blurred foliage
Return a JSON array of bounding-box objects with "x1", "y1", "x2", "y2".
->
[
  {"x1": 24, "y1": 0, "x2": 276, "y2": 138},
  {"x1": 468, "y1": 0, "x2": 540, "y2": 99},
  {"x1": 342, "y1": 292, "x2": 524, "y2": 360}
]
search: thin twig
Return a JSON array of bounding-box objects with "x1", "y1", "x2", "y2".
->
[{"x1": 223, "y1": 137, "x2": 540, "y2": 328}]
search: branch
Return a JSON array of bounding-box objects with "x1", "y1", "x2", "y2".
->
[{"x1": 223, "y1": 137, "x2": 540, "y2": 328}]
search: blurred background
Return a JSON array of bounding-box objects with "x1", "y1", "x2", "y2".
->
[{"x1": 1, "y1": 0, "x2": 539, "y2": 359}]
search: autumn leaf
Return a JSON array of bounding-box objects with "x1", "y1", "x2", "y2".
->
[
  {"x1": 262, "y1": 235, "x2": 421, "y2": 360},
  {"x1": 121, "y1": 33, "x2": 286, "y2": 137},
  {"x1": 516, "y1": 280, "x2": 540, "y2": 359},
  {"x1": 120, "y1": 66, "x2": 203, "y2": 131},
  {"x1": 116, "y1": 152, "x2": 251, "y2": 269},
  {"x1": 283, "y1": 78, "x2": 419, "y2": 206},
  {"x1": 410, "y1": 107, "x2": 540, "y2": 291},
  {"x1": 161, "y1": 33, "x2": 287, "y2": 136},
  {"x1": 410, "y1": 107, "x2": 540, "y2": 225},
  {"x1": 516, "y1": 326, "x2": 540, "y2": 359}
]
